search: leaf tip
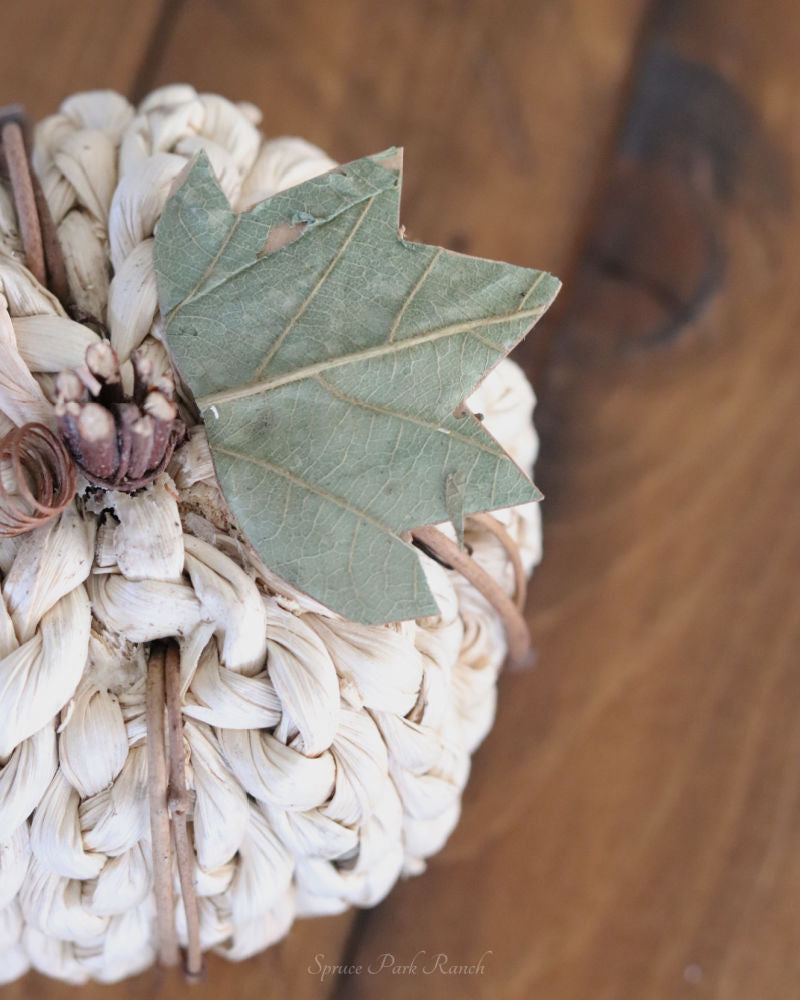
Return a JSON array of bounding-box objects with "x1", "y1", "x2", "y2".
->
[
  {"x1": 167, "y1": 149, "x2": 213, "y2": 201},
  {"x1": 372, "y1": 146, "x2": 404, "y2": 174},
  {"x1": 539, "y1": 270, "x2": 563, "y2": 306}
]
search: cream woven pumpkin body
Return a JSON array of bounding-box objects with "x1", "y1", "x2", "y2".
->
[{"x1": 0, "y1": 86, "x2": 542, "y2": 984}]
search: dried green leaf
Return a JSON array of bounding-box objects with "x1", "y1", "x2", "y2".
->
[{"x1": 154, "y1": 149, "x2": 559, "y2": 624}]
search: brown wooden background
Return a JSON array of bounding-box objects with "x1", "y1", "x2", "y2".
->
[{"x1": 3, "y1": 0, "x2": 800, "y2": 997}]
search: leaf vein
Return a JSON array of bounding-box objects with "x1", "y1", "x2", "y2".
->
[
  {"x1": 212, "y1": 444, "x2": 398, "y2": 537},
  {"x1": 198, "y1": 302, "x2": 547, "y2": 409},
  {"x1": 166, "y1": 213, "x2": 243, "y2": 323},
  {"x1": 314, "y1": 374, "x2": 504, "y2": 457},
  {"x1": 254, "y1": 195, "x2": 378, "y2": 380},
  {"x1": 387, "y1": 247, "x2": 442, "y2": 342}
]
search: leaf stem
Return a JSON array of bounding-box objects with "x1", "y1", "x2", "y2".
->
[
  {"x1": 412, "y1": 523, "x2": 534, "y2": 669},
  {"x1": 466, "y1": 512, "x2": 528, "y2": 611}
]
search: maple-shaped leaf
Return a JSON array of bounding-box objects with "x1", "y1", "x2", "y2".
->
[{"x1": 154, "y1": 149, "x2": 559, "y2": 624}]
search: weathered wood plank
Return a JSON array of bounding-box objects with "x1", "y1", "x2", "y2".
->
[
  {"x1": 149, "y1": 0, "x2": 648, "y2": 271},
  {"x1": 11, "y1": 1, "x2": 775, "y2": 998},
  {"x1": 0, "y1": 0, "x2": 165, "y2": 120},
  {"x1": 340, "y1": 1, "x2": 800, "y2": 998}
]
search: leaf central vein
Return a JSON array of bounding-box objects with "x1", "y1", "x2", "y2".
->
[{"x1": 197, "y1": 302, "x2": 547, "y2": 409}]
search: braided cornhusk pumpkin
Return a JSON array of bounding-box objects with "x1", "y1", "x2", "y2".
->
[{"x1": 0, "y1": 86, "x2": 542, "y2": 984}]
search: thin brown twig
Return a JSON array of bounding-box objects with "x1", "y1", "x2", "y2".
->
[
  {"x1": 0, "y1": 103, "x2": 72, "y2": 309},
  {"x1": 29, "y1": 166, "x2": 72, "y2": 308},
  {"x1": 145, "y1": 644, "x2": 180, "y2": 969},
  {"x1": 164, "y1": 640, "x2": 204, "y2": 981},
  {"x1": 412, "y1": 524, "x2": 534, "y2": 670},
  {"x1": 1, "y1": 120, "x2": 45, "y2": 287},
  {"x1": 466, "y1": 512, "x2": 528, "y2": 612}
]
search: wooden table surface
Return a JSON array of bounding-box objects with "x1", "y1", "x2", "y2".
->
[{"x1": 3, "y1": 1, "x2": 800, "y2": 997}]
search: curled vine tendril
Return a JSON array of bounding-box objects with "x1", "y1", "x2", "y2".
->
[{"x1": 0, "y1": 423, "x2": 77, "y2": 536}]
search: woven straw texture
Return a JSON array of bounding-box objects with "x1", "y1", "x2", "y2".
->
[{"x1": 0, "y1": 86, "x2": 542, "y2": 984}]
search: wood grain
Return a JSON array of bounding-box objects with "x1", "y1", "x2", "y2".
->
[
  {"x1": 0, "y1": 0, "x2": 165, "y2": 121},
  {"x1": 341, "y1": 1, "x2": 800, "y2": 998},
  {"x1": 4, "y1": 0, "x2": 800, "y2": 998},
  {"x1": 148, "y1": 0, "x2": 649, "y2": 275}
]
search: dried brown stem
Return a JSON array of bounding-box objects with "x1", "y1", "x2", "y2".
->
[
  {"x1": 466, "y1": 512, "x2": 528, "y2": 612},
  {"x1": 0, "y1": 104, "x2": 71, "y2": 311},
  {"x1": 54, "y1": 371, "x2": 86, "y2": 405},
  {"x1": 131, "y1": 351, "x2": 154, "y2": 406},
  {"x1": 55, "y1": 401, "x2": 84, "y2": 464},
  {"x1": 412, "y1": 524, "x2": 534, "y2": 670},
  {"x1": 116, "y1": 404, "x2": 139, "y2": 484},
  {"x1": 85, "y1": 342, "x2": 123, "y2": 406},
  {"x1": 86, "y1": 342, "x2": 119, "y2": 382},
  {"x1": 1, "y1": 120, "x2": 45, "y2": 286},
  {"x1": 59, "y1": 345, "x2": 186, "y2": 492},
  {"x1": 74, "y1": 364, "x2": 103, "y2": 398},
  {"x1": 76, "y1": 404, "x2": 118, "y2": 479},
  {"x1": 29, "y1": 165, "x2": 71, "y2": 308},
  {"x1": 128, "y1": 415, "x2": 155, "y2": 481},
  {"x1": 164, "y1": 640, "x2": 204, "y2": 981},
  {"x1": 145, "y1": 392, "x2": 178, "y2": 465},
  {"x1": 153, "y1": 371, "x2": 176, "y2": 400},
  {"x1": 145, "y1": 644, "x2": 179, "y2": 969}
]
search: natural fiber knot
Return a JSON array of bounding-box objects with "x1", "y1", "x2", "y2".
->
[
  {"x1": 55, "y1": 343, "x2": 185, "y2": 492},
  {"x1": 0, "y1": 423, "x2": 77, "y2": 536}
]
